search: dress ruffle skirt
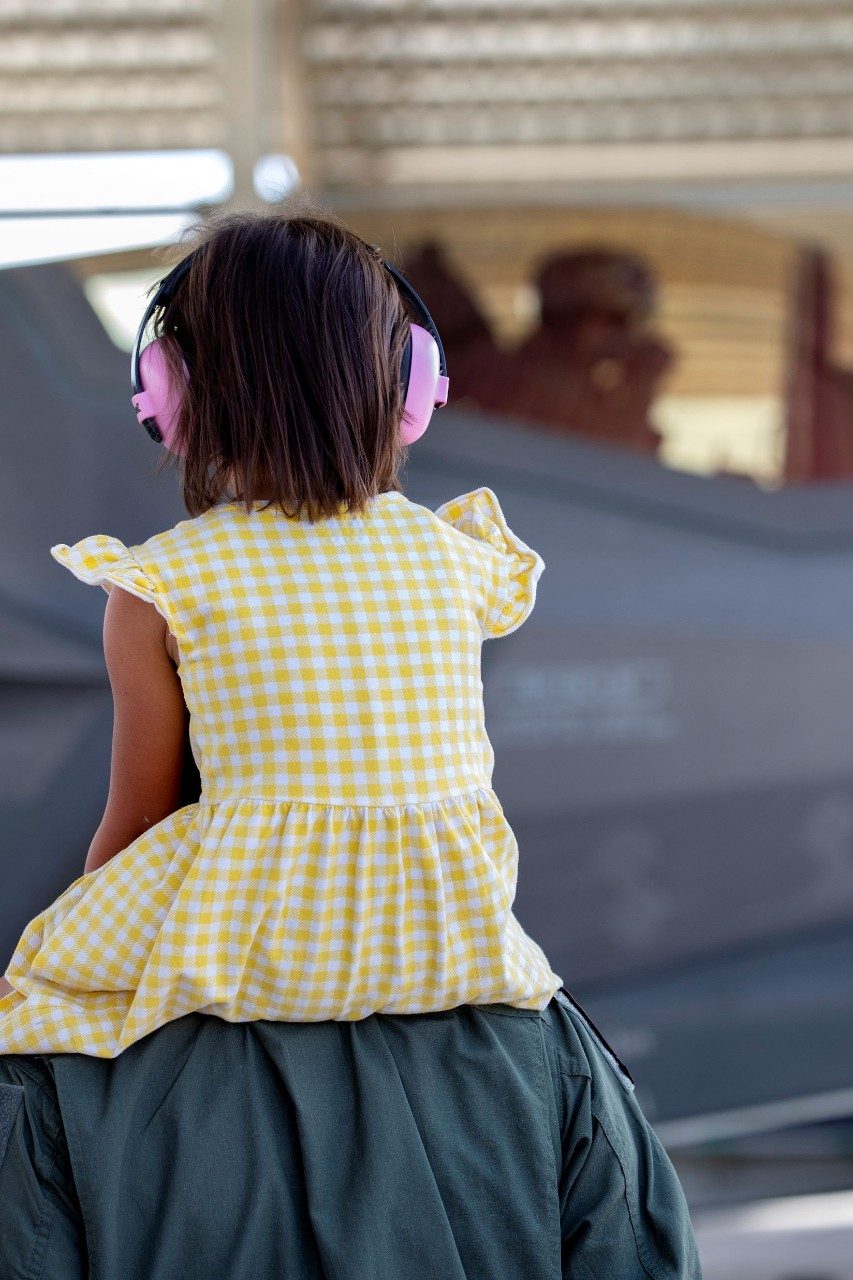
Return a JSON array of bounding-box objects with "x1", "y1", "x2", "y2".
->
[{"x1": 0, "y1": 788, "x2": 558, "y2": 1058}]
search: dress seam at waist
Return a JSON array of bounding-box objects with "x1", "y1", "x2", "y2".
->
[{"x1": 197, "y1": 784, "x2": 496, "y2": 809}]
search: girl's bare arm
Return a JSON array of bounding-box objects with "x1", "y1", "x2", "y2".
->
[
  {"x1": 85, "y1": 585, "x2": 188, "y2": 874},
  {"x1": 0, "y1": 588, "x2": 187, "y2": 994}
]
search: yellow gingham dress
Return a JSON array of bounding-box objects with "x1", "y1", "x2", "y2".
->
[{"x1": 0, "y1": 486, "x2": 561, "y2": 1057}]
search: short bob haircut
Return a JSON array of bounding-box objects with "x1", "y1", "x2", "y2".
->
[{"x1": 151, "y1": 201, "x2": 412, "y2": 522}]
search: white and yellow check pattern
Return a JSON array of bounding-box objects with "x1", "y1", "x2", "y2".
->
[{"x1": 0, "y1": 487, "x2": 561, "y2": 1056}]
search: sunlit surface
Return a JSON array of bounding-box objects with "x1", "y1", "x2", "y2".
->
[
  {"x1": 253, "y1": 154, "x2": 301, "y2": 203},
  {"x1": 723, "y1": 1188, "x2": 853, "y2": 1232},
  {"x1": 696, "y1": 1189, "x2": 853, "y2": 1279},
  {"x1": 0, "y1": 149, "x2": 232, "y2": 270},
  {"x1": 654, "y1": 395, "x2": 785, "y2": 485},
  {"x1": 83, "y1": 269, "x2": 171, "y2": 350},
  {"x1": 0, "y1": 150, "x2": 233, "y2": 213},
  {"x1": 0, "y1": 214, "x2": 197, "y2": 270}
]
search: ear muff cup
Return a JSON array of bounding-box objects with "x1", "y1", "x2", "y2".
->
[
  {"x1": 132, "y1": 340, "x2": 190, "y2": 457},
  {"x1": 400, "y1": 323, "x2": 449, "y2": 446}
]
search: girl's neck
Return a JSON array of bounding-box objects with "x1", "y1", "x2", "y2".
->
[{"x1": 222, "y1": 468, "x2": 273, "y2": 504}]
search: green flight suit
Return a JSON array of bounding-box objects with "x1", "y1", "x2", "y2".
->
[{"x1": 0, "y1": 992, "x2": 701, "y2": 1278}]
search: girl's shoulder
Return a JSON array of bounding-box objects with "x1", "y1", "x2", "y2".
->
[
  {"x1": 49, "y1": 509, "x2": 227, "y2": 650},
  {"x1": 427, "y1": 487, "x2": 546, "y2": 641},
  {"x1": 48, "y1": 508, "x2": 219, "y2": 609},
  {"x1": 429, "y1": 487, "x2": 542, "y2": 569}
]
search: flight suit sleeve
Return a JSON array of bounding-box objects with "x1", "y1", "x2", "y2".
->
[
  {"x1": 0, "y1": 1057, "x2": 88, "y2": 1280},
  {"x1": 549, "y1": 992, "x2": 703, "y2": 1280}
]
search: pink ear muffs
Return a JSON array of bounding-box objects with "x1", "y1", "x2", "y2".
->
[
  {"x1": 401, "y1": 323, "x2": 449, "y2": 446},
  {"x1": 131, "y1": 252, "x2": 449, "y2": 456},
  {"x1": 133, "y1": 324, "x2": 448, "y2": 456},
  {"x1": 131, "y1": 339, "x2": 189, "y2": 458}
]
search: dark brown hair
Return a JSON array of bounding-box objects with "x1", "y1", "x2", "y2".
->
[{"x1": 152, "y1": 201, "x2": 411, "y2": 521}]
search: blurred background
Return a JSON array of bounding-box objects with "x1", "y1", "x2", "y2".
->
[{"x1": 3, "y1": 2, "x2": 853, "y2": 1274}]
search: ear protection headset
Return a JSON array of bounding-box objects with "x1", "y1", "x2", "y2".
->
[{"x1": 130, "y1": 247, "x2": 450, "y2": 456}]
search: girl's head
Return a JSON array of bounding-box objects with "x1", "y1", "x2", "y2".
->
[{"x1": 152, "y1": 201, "x2": 412, "y2": 521}]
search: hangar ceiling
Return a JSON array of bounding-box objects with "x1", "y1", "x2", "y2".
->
[
  {"x1": 2, "y1": 0, "x2": 853, "y2": 256},
  {"x1": 5, "y1": 0, "x2": 853, "y2": 432}
]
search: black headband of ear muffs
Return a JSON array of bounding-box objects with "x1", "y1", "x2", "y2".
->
[{"x1": 131, "y1": 246, "x2": 447, "y2": 401}]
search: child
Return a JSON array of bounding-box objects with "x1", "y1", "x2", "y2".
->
[{"x1": 0, "y1": 207, "x2": 561, "y2": 1057}]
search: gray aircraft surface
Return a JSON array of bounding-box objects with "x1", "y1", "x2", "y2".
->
[{"x1": 2, "y1": 263, "x2": 853, "y2": 1201}]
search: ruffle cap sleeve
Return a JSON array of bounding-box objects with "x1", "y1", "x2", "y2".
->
[
  {"x1": 434, "y1": 486, "x2": 545, "y2": 639},
  {"x1": 50, "y1": 534, "x2": 159, "y2": 607}
]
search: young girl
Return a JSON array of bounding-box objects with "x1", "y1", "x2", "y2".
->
[{"x1": 0, "y1": 207, "x2": 562, "y2": 1057}]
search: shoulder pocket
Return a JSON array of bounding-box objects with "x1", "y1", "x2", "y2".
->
[
  {"x1": 0, "y1": 1084, "x2": 23, "y2": 1170},
  {"x1": 555, "y1": 987, "x2": 635, "y2": 1091}
]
